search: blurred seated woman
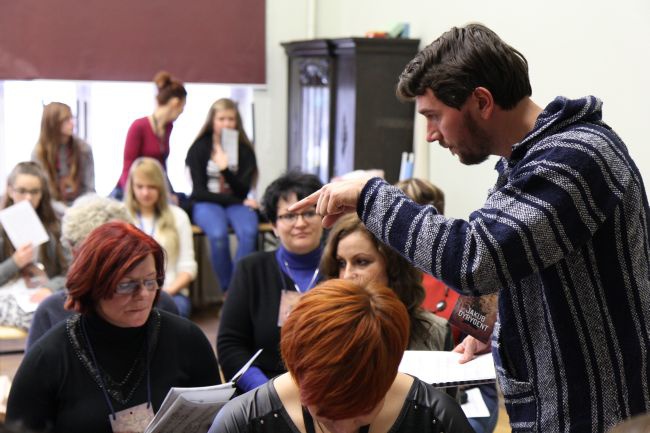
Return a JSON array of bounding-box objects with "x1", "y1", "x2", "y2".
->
[
  {"x1": 32, "y1": 102, "x2": 95, "y2": 206},
  {"x1": 26, "y1": 195, "x2": 179, "y2": 349},
  {"x1": 125, "y1": 157, "x2": 197, "y2": 317},
  {"x1": 0, "y1": 162, "x2": 68, "y2": 330},
  {"x1": 321, "y1": 214, "x2": 451, "y2": 351},
  {"x1": 217, "y1": 171, "x2": 323, "y2": 393},
  {"x1": 6, "y1": 221, "x2": 220, "y2": 433},
  {"x1": 209, "y1": 279, "x2": 473, "y2": 433}
]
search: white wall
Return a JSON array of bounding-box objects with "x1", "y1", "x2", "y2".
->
[
  {"x1": 262, "y1": 0, "x2": 650, "y2": 218},
  {"x1": 252, "y1": 1, "x2": 310, "y2": 196}
]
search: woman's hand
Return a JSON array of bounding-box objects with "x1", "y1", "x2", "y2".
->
[
  {"x1": 212, "y1": 144, "x2": 229, "y2": 171},
  {"x1": 243, "y1": 198, "x2": 259, "y2": 209},
  {"x1": 453, "y1": 335, "x2": 491, "y2": 363},
  {"x1": 12, "y1": 243, "x2": 35, "y2": 269}
]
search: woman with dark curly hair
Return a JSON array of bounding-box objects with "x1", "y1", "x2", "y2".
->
[
  {"x1": 216, "y1": 171, "x2": 323, "y2": 393},
  {"x1": 320, "y1": 213, "x2": 451, "y2": 351}
]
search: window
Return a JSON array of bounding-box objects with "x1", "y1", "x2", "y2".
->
[{"x1": 0, "y1": 80, "x2": 254, "y2": 197}]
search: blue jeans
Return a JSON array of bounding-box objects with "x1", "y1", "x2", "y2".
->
[
  {"x1": 193, "y1": 202, "x2": 258, "y2": 291},
  {"x1": 173, "y1": 294, "x2": 192, "y2": 318}
]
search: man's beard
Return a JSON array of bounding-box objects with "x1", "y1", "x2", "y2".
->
[{"x1": 458, "y1": 111, "x2": 491, "y2": 165}]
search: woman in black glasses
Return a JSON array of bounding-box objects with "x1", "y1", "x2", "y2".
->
[
  {"x1": 217, "y1": 171, "x2": 324, "y2": 394},
  {"x1": 6, "y1": 221, "x2": 220, "y2": 433}
]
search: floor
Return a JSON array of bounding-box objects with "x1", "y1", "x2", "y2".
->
[{"x1": 0, "y1": 304, "x2": 512, "y2": 431}]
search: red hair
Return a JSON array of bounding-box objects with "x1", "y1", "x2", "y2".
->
[
  {"x1": 280, "y1": 279, "x2": 409, "y2": 420},
  {"x1": 65, "y1": 221, "x2": 165, "y2": 314}
]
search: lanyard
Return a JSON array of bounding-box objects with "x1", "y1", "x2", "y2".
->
[
  {"x1": 136, "y1": 212, "x2": 156, "y2": 237},
  {"x1": 282, "y1": 260, "x2": 319, "y2": 294},
  {"x1": 80, "y1": 317, "x2": 152, "y2": 420}
]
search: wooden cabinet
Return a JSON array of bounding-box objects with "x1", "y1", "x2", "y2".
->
[{"x1": 283, "y1": 38, "x2": 420, "y2": 183}]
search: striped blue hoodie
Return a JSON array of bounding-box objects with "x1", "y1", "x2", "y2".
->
[{"x1": 358, "y1": 96, "x2": 650, "y2": 432}]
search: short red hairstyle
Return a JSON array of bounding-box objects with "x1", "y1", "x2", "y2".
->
[
  {"x1": 280, "y1": 279, "x2": 409, "y2": 420},
  {"x1": 65, "y1": 221, "x2": 165, "y2": 314}
]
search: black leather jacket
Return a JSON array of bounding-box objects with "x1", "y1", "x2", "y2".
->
[{"x1": 208, "y1": 376, "x2": 473, "y2": 433}]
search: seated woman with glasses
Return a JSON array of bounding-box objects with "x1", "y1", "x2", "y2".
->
[
  {"x1": 217, "y1": 171, "x2": 324, "y2": 393},
  {"x1": 26, "y1": 194, "x2": 180, "y2": 350},
  {"x1": 210, "y1": 279, "x2": 473, "y2": 433},
  {"x1": 6, "y1": 221, "x2": 221, "y2": 433},
  {"x1": 0, "y1": 162, "x2": 68, "y2": 330}
]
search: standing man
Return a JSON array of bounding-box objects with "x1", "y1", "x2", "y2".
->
[{"x1": 291, "y1": 23, "x2": 650, "y2": 432}]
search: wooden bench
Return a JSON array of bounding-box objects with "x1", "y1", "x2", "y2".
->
[
  {"x1": 189, "y1": 223, "x2": 277, "y2": 308},
  {"x1": 191, "y1": 222, "x2": 277, "y2": 251}
]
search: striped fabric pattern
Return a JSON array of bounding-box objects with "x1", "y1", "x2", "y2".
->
[{"x1": 358, "y1": 96, "x2": 650, "y2": 432}]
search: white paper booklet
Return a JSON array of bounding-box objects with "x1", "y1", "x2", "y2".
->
[
  {"x1": 0, "y1": 201, "x2": 49, "y2": 249},
  {"x1": 221, "y1": 128, "x2": 239, "y2": 168},
  {"x1": 398, "y1": 351, "x2": 496, "y2": 387},
  {"x1": 144, "y1": 349, "x2": 262, "y2": 433}
]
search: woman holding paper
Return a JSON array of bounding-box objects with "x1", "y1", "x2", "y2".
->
[
  {"x1": 210, "y1": 279, "x2": 473, "y2": 433},
  {"x1": 125, "y1": 157, "x2": 197, "y2": 318},
  {"x1": 320, "y1": 213, "x2": 451, "y2": 351},
  {"x1": 0, "y1": 162, "x2": 68, "y2": 328},
  {"x1": 5, "y1": 221, "x2": 220, "y2": 433},
  {"x1": 186, "y1": 98, "x2": 258, "y2": 291}
]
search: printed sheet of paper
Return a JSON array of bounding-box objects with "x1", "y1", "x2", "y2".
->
[
  {"x1": 145, "y1": 386, "x2": 235, "y2": 433},
  {"x1": 398, "y1": 351, "x2": 496, "y2": 387},
  {"x1": 221, "y1": 128, "x2": 239, "y2": 167},
  {"x1": 145, "y1": 349, "x2": 262, "y2": 433},
  {"x1": 0, "y1": 279, "x2": 39, "y2": 313},
  {"x1": 0, "y1": 201, "x2": 49, "y2": 249},
  {"x1": 461, "y1": 386, "x2": 490, "y2": 418}
]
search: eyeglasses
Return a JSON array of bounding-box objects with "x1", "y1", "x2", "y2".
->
[
  {"x1": 115, "y1": 278, "x2": 159, "y2": 295},
  {"x1": 14, "y1": 187, "x2": 42, "y2": 196},
  {"x1": 276, "y1": 210, "x2": 319, "y2": 224}
]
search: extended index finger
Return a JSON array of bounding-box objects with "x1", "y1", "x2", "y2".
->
[{"x1": 288, "y1": 189, "x2": 321, "y2": 212}]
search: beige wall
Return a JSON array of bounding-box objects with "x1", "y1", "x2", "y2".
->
[{"x1": 258, "y1": 0, "x2": 650, "y2": 218}]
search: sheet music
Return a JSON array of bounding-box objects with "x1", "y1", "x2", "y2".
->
[
  {"x1": 145, "y1": 349, "x2": 263, "y2": 433},
  {"x1": 0, "y1": 201, "x2": 49, "y2": 249}
]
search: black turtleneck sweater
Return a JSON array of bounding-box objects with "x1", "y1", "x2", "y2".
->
[
  {"x1": 6, "y1": 309, "x2": 220, "y2": 433},
  {"x1": 217, "y1": 248, "x2": 322, "y2": 384}
]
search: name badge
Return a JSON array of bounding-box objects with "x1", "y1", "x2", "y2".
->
[
  {"x1": 277, "y1": 290, "x2": 302, "y2": 327},
  {"x1": 109, "y1": 402, "x2": 155, "y2": 433}
]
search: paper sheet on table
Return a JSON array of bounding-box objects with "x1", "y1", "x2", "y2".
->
[
  {"x1": 398, "y1": 351, "x2": 496, "y2": 387},
  {"x1": 0, "y1": 201, "x2": 49, "y2": 249},
  {"x1": 0, "y1": 277, "x2": 38, "y2": 313},
  {"x1": 461, "y1": 387, "x2": 490, "y2": 418}
]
